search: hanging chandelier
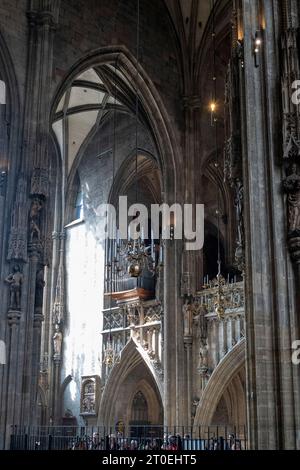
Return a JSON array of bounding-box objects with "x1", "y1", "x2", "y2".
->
[
  {"x1": 106, "y1": 0, "x2": 159, "y2": 280},
  {"x1": 117, "y1": 237, "x2": 156, "y2": 278}
]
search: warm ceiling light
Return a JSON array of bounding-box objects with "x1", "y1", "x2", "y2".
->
[
  {"x1": 210, "y1": 102, "x2": 216, "y2": 113},
  {"x1": 254, "y1": 30, "x2": 262, "y2": 67}
]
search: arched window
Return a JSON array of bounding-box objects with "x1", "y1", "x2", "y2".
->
[{"x1": 131, "y1": 391, "x2": 148, "y2": 423}]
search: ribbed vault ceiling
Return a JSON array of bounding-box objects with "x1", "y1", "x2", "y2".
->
[{"x1": 164, "y1": 0, "x2": 212, "y2": 52}]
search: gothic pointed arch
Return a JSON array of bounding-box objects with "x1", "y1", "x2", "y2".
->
[
  {"x1": 98, "y1": 338, "x2": 163, "y2": 427},
  {"x1": 50, "y1": 45, "x2": 181, "y2": 200},
  {"x1": 194, "y1": 338, "x2": 245, "y2": 425},
  {"x1": 0, "y1": 29, "x2": 21, "y2": 180}
]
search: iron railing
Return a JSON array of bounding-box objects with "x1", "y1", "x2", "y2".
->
[{"x1": 10, "y1": 425, "x2": 247, "y2": 451}]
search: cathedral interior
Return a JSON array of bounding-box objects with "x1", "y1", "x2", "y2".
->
[{"x1": 0, "y1": 0, "x2": 300, "y2": 452}]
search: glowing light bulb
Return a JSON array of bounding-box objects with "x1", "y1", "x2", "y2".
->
[{"x1": 210, "y1": 102, "x2": 216, "y2": 113}]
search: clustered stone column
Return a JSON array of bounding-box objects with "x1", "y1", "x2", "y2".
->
[
  {"x1": 240, "y1": 0, "x2": 300, "y2": 450},
  {"x1": 224, "y1": 9, "x2": 245, "y2": 274},
  {"x1": 49, "y1": 231, "x2": 66, "y2": 424},
  {"x1": 1, "y1": 1, "x2": 59, "y2": 444}
]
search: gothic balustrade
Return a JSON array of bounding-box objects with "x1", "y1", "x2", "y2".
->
[
  {"x1": 195, "y1": 281, "x2": 245, "y2": 372},
  {"x1": 101, "y1": 301, "x2": 163, "y2": 377},
  {"x1": 195, "y1": 281, "x2": 244, "y2": 314}
]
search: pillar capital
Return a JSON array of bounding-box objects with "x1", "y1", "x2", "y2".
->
[
  {"x1": 33, "y1": 313, "x2": 44, "y2": 328},
  {"x1": 7, "y1": 309, "x2": 21, "y2": 326}
]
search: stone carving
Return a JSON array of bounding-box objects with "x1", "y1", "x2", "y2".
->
[
  {"x1": 82, "y1": 396, "x2": 95, "y2": 413},
  {"x1": 53, "y1": 324, "x2": 63, "y2": 356},
  {"x1": 283, "y1": 163, "x2": 300, "y2": 235},
  {"x1": 284, "y1": 130, "x2": 300, "y2": 160},
  {"x1": 180, "y1": 272, "x2": 192, "y2": 297},
  {"x1": 5, "y1": 264, "x2": 23, "y2": 310},
  {"x1": 52, "y1": 259, "x2": 65, "y2": 324},
  {"x1": 194, "y1": 306, "x2": 208, "y2": 346},
  {"x1": 127, "y1": 305, "x2": 139, "y2": 326},
  {"x1": 30, "y1": 168, "x2": 49, "y2": 198},
  {"x1": 224, "y1": 47, "x2": 245, "y2": 273},
  {"x1": 234, "y1": 178, "x2": 244, "y2": 244},
  {"x1": 35, "y1": 268, "x2": 45, "y2": 311},
  {"x1": 234, "y1": 178, "x2": 245, "y2": 272},
  {"x1": 197, "y1": 343, "x2": 209, "y2": 375},
  {"x1": 80, "y1": 378, "x2": 98, "y2": 415},
  {"x1": 29, "y1": 198, "x2": 43, "y2": 243},
  {"x1": 281, "y1": 23, "x2": 300, "y2": 263},
  {"x1": 192, "y1": 398, "x2": 200, "y2": 418},
  {"x1": 183, "y1": 296, "x2": 194, "y2": 337},
  {"x1": 7, "y1": 176, "x2": 28, "y2": 262},
  {"x1": 183, "y1": 296, "x2": 204, "y2": 343}
]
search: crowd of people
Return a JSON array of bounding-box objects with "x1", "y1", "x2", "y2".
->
[{"x1": 69, "y1": 432, "x2": 243, "y2": 451}]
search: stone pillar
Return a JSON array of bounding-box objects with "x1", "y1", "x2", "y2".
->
[
  {"x1": 20, "y1": 248, "x2": 40, "y2": 425},
  {"x1": 230, "y1": 314, "x2": 237, "y2": 347},
  {"x1": 2, "y1": 0, "x2": 58, "y2": 436},
  {"x1": 184, "y1": 338, "x2": 193, "y2": 427},
  {"x1": 49, "y1": 231, "x2": 65, "y2": 424},
  {"x1": 0, "y1": 171, "x2": 7, "y2": 263},
  {"x1": 52, "y1": 357, "x2": 62, "y2": 424},
  {"x1": 222, "y1": 319, "x2": 228, "y2": 357},
  {"x1": 154, "y1": 327, "x2": 159, "y2": 362},
  {"x1": 212, "y1": 319, "x2": 219, "y2": 367},
  {"x1": 148, "y1": 328, "x2": 154, "y2": 357},
  {"x1": 5, "y1": 309, "x2": 22, "y2": 446},
  {"x1": 30, "y1": 312, "x2": 44, "y2": 422},
  {"x1": 241, "y1": 0, "x2": 300, "y2": 449},
  {"x1": 163, "y1": 237, "x2": 182, "y2": 427}
]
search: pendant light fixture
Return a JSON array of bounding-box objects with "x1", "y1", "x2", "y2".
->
[{"x1": 111, "y1": 0, "x2": 157, "y2": 279}]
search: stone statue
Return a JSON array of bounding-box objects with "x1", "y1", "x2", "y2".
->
[
  {"x1": 35, "y1": 268, "x2": 45, "y2": 310},
  {"x1": 29, "y1": 198, "x2": 43, "y2": 243},
  {"x1": 192, "y1": 398, "x2": 200, "y2": 418},
  {"x1": 5, "y1": 264, "x2": 23, "y2": 310},
  {"x1": 194, "y1": 306, "x2": 208, "y2": 345},
  {"x1": 283, "y1": 163, "x2": 300, "y2": 234},
  {"x1": 82, "y1": 396, "x2": 95, "y2": 413},
  {"x1": 198, "y1": 343, "x2": 209, "y2": 373},
  {"x1": 180, "y1": 272, "x2": 191, "y2": 297},
  {"x1": 234, "y1": 178, "x2": 244, "y2": 245},
  {"x1": 53, "y1": 324, "x2": 63, "y2": 355},
  {"x1": 183, "y1": 296, "x2": 194, "y2": 337}
]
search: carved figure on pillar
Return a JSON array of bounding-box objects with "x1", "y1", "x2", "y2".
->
[
  {"x1": 183, "y1": 295, "x2": 194, "y2": 338},
  {"x1": 35, "y1": 268, "x2": 45, "y2": 312},
  {"x1": 197, "y1": 342, "x2": 209, "y2": 375},
  {"x1": 53, "y1": 324, "x2": 63, "y2": 356},
  {"x1": 29, "y1": 198, "x2": 43, "y2": 243},
  {"x1": 283, "y1": 163, "x2": 300, "y2": 235},
  {"x1": 196, "y1": 306, "x2": 208, "y2": 346},
  {"x1": 234, "y1": 178, "x2": 244, "y2": 245},
  {"x1": 5, "y1": 264, "x2": 23, "y2": 310},
  {"x1": 181, "y1": 272, "x2": 192, "y2": 298}
]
